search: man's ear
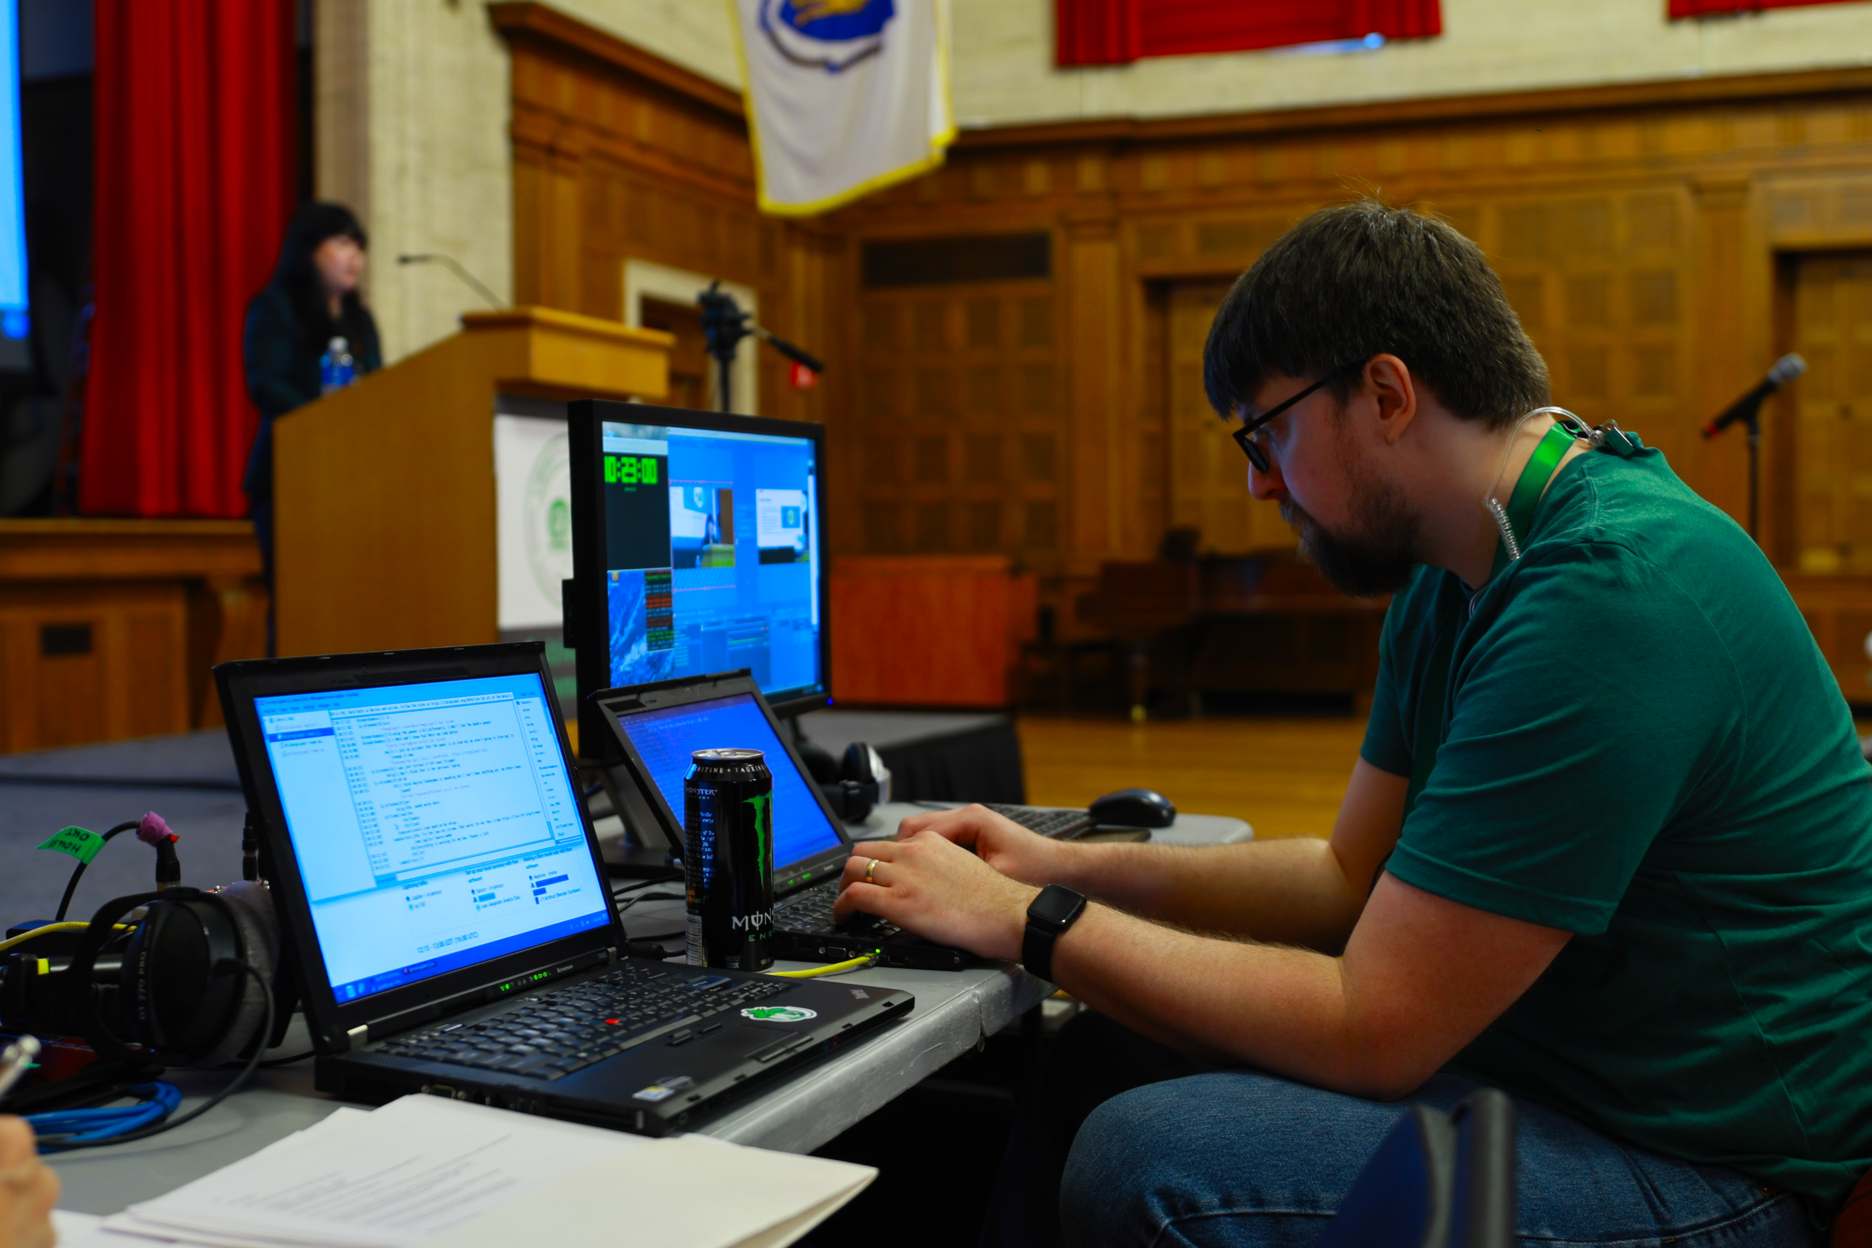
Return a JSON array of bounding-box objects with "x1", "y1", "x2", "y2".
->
[{"x1": 1365, "y1": 355, "x2": 1417, "y2": 445}]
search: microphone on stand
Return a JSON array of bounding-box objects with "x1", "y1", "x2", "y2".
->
[
  {"x1": 698, "y1": 281, "x2": 826, "y2": 413},
  {"x1": 752, "y1": 326, "x2": 825, "y2": 375},
  {"x1": 396, "y1": 253, "x2": 503, "y2": 310},
  {"x1": 1701, "y1": 354, "x2": 1806, "y2": 440}
]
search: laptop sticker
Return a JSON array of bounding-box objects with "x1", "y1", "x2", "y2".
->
[
  {"x1": 633, "y1": 1074, "x2": 696, "y2": 1103},
  {"x1": 742, "y1": 1005, "x2": 818, "y2": 1024}
]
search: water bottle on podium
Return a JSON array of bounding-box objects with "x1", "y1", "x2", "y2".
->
[{"x1": 319, "y1": 336, "x2": 356, "y2": 394}]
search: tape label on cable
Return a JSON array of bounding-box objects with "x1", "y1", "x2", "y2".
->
[{"x1": 37, "y1": 826, "x2": 105, "y2": 864}]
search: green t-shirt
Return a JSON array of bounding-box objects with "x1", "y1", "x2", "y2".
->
[{"x1": 1362, "y1": 434, "x2": 1872, "y2": 1215}]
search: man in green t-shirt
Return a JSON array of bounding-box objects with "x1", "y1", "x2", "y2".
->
[{"x1": 832, "y1": 200, "x2": 1872, "y2": 1247}]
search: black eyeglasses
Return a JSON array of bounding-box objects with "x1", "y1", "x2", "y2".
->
[{"x1": 1230, "y1": 361, "x2": 1365, "y2": 473}]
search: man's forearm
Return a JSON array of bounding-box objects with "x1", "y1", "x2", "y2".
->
[
  {"x1": 1044, "y1": 902, "x2": 1397, "y2": 1096},
  {"x1": 1051, "y1": 837, "x2": 1370, "y2": 952}
]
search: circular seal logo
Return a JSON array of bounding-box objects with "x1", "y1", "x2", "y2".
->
[
  {"x1": 522, "y1": 430, "x2": 573, "y2": 606},
  {"x1": 760, "y1": 0, "x2": 895, "y2": 74},
  {"x1": 741, "y1": 1005, "x2": 819, "y2": 1024}
]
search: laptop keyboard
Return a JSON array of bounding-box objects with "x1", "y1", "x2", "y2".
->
[
  {"x1": 986, "y1": 804, "x2": 1093, "y2": 840},
  {"x1": 379, "y1": 961, "x2": 793, "y2": 1081},
  {"x1": 768, "y1": 810, "x2": 1089, "y2": 940},
  {"x1": 775, "y1": 879, "x2": 901, "y2": 939}
]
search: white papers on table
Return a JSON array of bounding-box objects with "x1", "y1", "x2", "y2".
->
[
  {"x1": 92, "y1": 1095, "x2": 873, "y2": 1248},
  {"x1": 52, "y1": 1210, "x2": 114, "y2": 1246}
]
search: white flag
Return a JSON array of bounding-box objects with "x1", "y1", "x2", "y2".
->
[{"x1": 730, "y1": 1, "x2": 954, "y2": 215}]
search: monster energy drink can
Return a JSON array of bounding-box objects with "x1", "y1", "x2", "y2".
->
[{"x1": 683, "y1": 748, "x2": 775, "y2": 971}]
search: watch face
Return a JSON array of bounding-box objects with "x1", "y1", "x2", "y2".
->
[{"x1": 1030, "y1": 884, "x2": 1084, "y2": 929}]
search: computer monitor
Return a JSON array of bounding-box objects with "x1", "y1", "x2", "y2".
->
[
  {"x1": 0, "y1": 0, "x2": 30, "y2": 373},
  {"x1": 567, "y1": 401, "x2": 829, "y2": 759}
]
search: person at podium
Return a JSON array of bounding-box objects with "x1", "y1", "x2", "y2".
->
[{"x1": 241, "y1": 201, "x2": 383, "y2": 654}]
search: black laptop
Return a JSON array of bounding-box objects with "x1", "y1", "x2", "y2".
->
[
  {"x1": 216, "y1": 643, "x2": 911, "y2": 1136},
  {"x1": 595, "y1": 672, "x2": 974, "y2": 971}
]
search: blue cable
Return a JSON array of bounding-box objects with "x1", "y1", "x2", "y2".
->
[
  {"x1": 27, "y1": 963, "x2": 274, "y2": 1153},
  {"x1": 27, "y1": 1081, "x2": 182, "y2": 1147}
]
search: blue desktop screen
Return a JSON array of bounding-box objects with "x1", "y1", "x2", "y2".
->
[
  {"x1": 616, "y1": 692, "x2": 844, "y2": 870},
  {"x1": 599, "y1": 420, "x2": 823, "y2": 704},
  {"x1": 255, "y1": 673, "x2": 610, "y2": 1004},
  {"x1": 0, "y1": 0, "x2": 28, "y2": 361}
]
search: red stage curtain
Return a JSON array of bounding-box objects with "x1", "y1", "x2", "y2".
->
[
  {"x1": 1057, "y1": 0, "x2": 1441, "y2": 66},
  {"x1": 1670, "y1": 0, "x2": 1864, "y2": 14},
  {"x1": 82, "y1": 0, "x2": 294, "y2": 517},
  {"x1": 1055, "y1": 0, "x2": 1141, "y2": 65}
]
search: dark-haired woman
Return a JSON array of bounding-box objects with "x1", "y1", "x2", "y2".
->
[{"x1": 242, "y1": 201, "x2": 383, "y2": 654}]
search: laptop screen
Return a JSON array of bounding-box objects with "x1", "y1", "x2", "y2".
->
[
  {"x1": 254, "y1": 672, "x2": 611, "y2": 1004},
  {"x1": 614, "y1": 692, "x2": 843, "y2": 870}
]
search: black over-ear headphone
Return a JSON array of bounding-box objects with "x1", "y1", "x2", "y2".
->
[
  {"x1": 819, "y1": 742, "x2": 891, "y2": 823},
  {"x1": 3, "y1": 883, "x2": 280, "y2": 1069}
]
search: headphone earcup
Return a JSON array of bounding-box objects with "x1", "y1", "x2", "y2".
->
[
  {"x1": 137, "y1": 898, "x2": 241, "y2": 1066},
  {"x1": 820, "y1": 779, "x2": 874, "y2": 823},
  {"x1": 190, "y1": 882, "x2": 279, "y2": 1068},
  {"x1": 839, "y1": 742, "x2": 891, "y2": 809},
  {"x1": 138, "y1": 885, "x2": 277, "y2": 1068},
  {"x1": 839, "y1": 742, "x2": 876, "y2": 786}
]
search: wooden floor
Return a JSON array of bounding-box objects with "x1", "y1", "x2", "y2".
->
[
  {"x1": 1020, "y1": 711, "x2": 1872, "y2": 842},
  {"x1": 1017, "y1": 712, "x2": 1367, "y2": 842}
]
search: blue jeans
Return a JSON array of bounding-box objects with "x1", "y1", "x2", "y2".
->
[{"x1": 1060, "y1": 1068, "x2": 1820, "y2": 1248}]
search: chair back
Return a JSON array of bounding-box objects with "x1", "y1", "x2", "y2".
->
[
  {"x1": 1833, "y1": 1168, "x2": 1872, "y2": 1248},
  {"x1": 1317, "y1": 1089, "x2": 1515, "y2": 1248}
]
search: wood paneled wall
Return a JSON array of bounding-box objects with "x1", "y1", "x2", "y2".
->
[
  {"x1": 491, "y1": 1, "x2": 831, "y2": 430},
  {"x1": 495, "y1": 5, "x2": 1872, "y2": 679},
  {"x1": 824, "y1": 69, "x2": 1872, "y2": 642},
  {"x1": 0, "y1": 522, "x2": 266, "y2": 751}
]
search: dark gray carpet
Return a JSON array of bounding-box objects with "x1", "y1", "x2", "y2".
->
[
  {"x1": 1, "y1": 734, "x2": 248, "y2": 929},
  {"x1": 1, "y1": 785, "x2": 249, "y2": 925},
  {"x1": 0, "y1": 731, "x2": 239, "y2": 790}
]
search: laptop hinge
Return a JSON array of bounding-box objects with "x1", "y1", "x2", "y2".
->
[
  {"x1": 356, "y1": 947, "x2": 614, "y2": 1045},
  {"x1": 777, "y1": 850, "x2": 849, "y2": 894},
  {"x1": 347, "y1": 1023, "x2": 369, "y2": 1047}
]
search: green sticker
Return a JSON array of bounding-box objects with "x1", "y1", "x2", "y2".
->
[
  {"x1": 37, "y1": 826, "x2": 105, "y2": 864},
  {"x1": 742, "y1": 1005, "x2": 818, "y2": 1024}
]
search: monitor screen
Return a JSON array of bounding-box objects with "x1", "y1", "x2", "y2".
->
[
  {"x1": 0, "y1": 0, "x2": 29, "y2": 372},
  {"x1": 254, "y1": 672, "x2": 611, "y2": 1004},
  {"x1": 612, "y1": 691, "x2": 844, "y2": 871},
  {"x1": 570, "y1": 404, "x2": 828, "y2": 753}
]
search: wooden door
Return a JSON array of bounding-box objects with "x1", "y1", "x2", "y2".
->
[
  {"x1": 1165, "y1": 280, "x2": 1295, "y2": 555},
  {"x1": 640, "y1": 297, "x2": 710, "y2": 412},
  {"x1": 1788, "y1": 253, "x2": 1872, "y2": 574}
]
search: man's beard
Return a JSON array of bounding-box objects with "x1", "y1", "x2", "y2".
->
[{"x1": 1279, "y1": 481, "x2": 1420, "y2": 597}]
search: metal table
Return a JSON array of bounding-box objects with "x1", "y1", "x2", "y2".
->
[{"x1": 29, "y1": 780, "x2": 1248, "y2": 1214}]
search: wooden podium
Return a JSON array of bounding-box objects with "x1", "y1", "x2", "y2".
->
[{"x1": 273, "y1": 307, "x2": 672, "y2": 658}]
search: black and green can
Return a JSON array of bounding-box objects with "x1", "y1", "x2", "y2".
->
[{"x1": 683, "y1": 748, "x2": 774, "y2": 971}]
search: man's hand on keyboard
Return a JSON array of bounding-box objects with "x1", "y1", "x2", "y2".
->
[
  {"x1": 834, "y1": 828, "x2": 1040, "y2": 961},
  {"x1": 894, "y1": 804, "x2": 1075, "y2": 889}
]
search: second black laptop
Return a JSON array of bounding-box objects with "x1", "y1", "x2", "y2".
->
[{"x1": 596, "y1": 672, "x2": 975, "y2": 971}]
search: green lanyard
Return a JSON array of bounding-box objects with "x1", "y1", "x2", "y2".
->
[
  {"x1": 1489, "y1": 422, "x2": 1576, "y2": 578},
  {"x1": 1402, "y1": 419, "x2": 1631, "y2": 820}
]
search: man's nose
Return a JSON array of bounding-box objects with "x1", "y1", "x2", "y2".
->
[{"x1": 1248, "y1": 455, "x2": 1288, "y2": 503}]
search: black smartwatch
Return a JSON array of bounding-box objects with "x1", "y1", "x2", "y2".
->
[{"x1": 1022, "y1": 885, "x2": 1087, "y2": 982}]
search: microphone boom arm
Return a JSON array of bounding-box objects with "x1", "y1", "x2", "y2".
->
[
  {"x1": 754, "y1": 326, "x2": 825, "y2": 375},
  {"x1": 397, "y1": 253, "x2": 503, "y2": 311},
  {"x1": 698, "y1": 281, "x2": 824, "y2": 412}
]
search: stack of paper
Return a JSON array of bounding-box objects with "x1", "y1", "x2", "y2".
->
[{"x1": 83, "y1": 1095, "x2": 874, "y2": 1247}]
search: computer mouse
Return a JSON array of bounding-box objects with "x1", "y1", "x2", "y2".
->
[{"x1": 1087, "y1": 787, "x2": 1177, "y2": 829}]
